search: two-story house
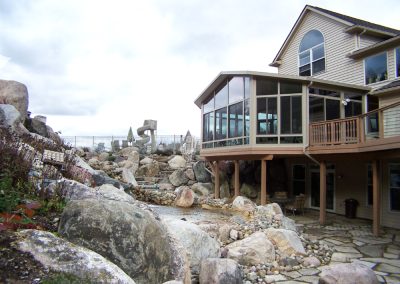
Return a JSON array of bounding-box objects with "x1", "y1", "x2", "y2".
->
[{"x1": 194, "y1": 5, "x2": 400, "y2": 235}]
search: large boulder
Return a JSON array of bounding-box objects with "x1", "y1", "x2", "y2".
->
[
  {"x1": 319, "y1": 263, "x2": 379, "y2": 284},
  {"x1": 0, "y1": 104, "x2": 28, "y2": 134},
  {"x1": 30, "y1": 116, "x2": 48, "y2": 137},
  {"x1": 199, "y1": 258, "x2": 242, "y2": 284},
  {"x1": 122, "y1": 168, "x2": 138, "y2": 187},
  {"x1": 136, "y1": 162, "x2": 160, "y2": 177},
  {"x1": 165, "y1": 220, "x2": 220, "y2": 274},
  {"x1": 95, "y1": 184, "x2": 135, "y2": 203},
  {"x1": 169, "y1": 169, "x2": 189, "y2": 186},
  {"x1": 60, "y1": 178, "x2": 98, "y2": 201},
  {"x1": 256, "y1": 203, "x2": 283, "y2": 217},
  {"x1": 240, "y1": 183, "x2": 257, "y2": 199},
  {"x1": 0, "y1": 104, "x2": 20, "y2": 127},
  {"x1": 16, "y1": 229, "x2": 135, "y2": 283},
  {"x1": 0, "y1": 80, "x2": 29, "y2": 120},
  {"x1": 175, "y1": 186, "x2": 194, "y2": 208},
  {"x1": 119, "y1": 146, "x2": 139, "y2": 157},
  {"x1": 168, "y1": 155, "x2": 187, "y2": 169},
  {"x1": 140, "y1": 157, "x2": 154, "y2": 165},
  {"x1": 192, "y1": 161, "x2": 211, "y2": 183},
  {"x1": 226, "y1": 232, "x2": 275, "y2": 265},
  {"x1": 58, "y1": 199, "x2": 191, "y2": 284},
  {"x1": 265, "y1": 228, "x2": 306, "y2": 256},
  {"x1": 231, "y1": 196, "x2": 256, "y2": 213},
  {"x1": 92, "y1": 170, "x2": 124, "y2": 188},
  {"x1": 191, "y1": 183, "x2": 212, "y2": 197},
  {"x1": 185, "y1": 168, "x2": 195, "y2": 180}
]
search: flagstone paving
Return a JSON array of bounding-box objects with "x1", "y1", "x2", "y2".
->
[{"x1": 254, "y1": 211, "x2": 400, "y2": 283}]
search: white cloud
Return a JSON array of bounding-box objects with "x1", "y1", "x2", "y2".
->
[{"x1": 0, "y1": 0, "x2": 399, "y2": 136}]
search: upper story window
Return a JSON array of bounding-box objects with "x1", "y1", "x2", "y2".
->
[
  {"x1": 299, "y1": 30, "x2": 325, "y2": 76},
  {"x1": 365, "y1": 52, "x2": 387, "y2": 84},
  {"x1": 396, "y1": 47, "x2": 400, "y2": 78}
]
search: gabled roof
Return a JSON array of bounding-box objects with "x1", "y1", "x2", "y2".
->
[
  {"x1": 270, "y1": 5, "x2": 400, "y2": 67},
  {"x1": 312, "y1": 6, "x2": 400, "y2": 36},
  {"x1": 194, "y1": 71, "x2": 370, "y2": 108},
  {"x1": 347, "y1": 35, "x2": 400, "y2": 59}
]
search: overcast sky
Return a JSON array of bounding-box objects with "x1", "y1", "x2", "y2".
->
[{"x1": 0, "y1": 0, "x2": 399, "y2": 137}]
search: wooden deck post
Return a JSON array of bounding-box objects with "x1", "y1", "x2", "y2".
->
[
  {"x1": 372, "y1": 160, "x2": 380, "y2": 237},
  {"x1": 261, "y1": 160, "x2": 267, "y2": 205},
  {"x1": 214, "y1": 161, "x2": 220, "y2": 199},
  {"x1": 320, "y1": 161, "x2": 327, "y2": 225},
  {"x1": 234, "y1": 160, "x2": 240, "y2": 198}
]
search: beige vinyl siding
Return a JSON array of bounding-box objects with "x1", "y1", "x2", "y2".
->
[
  {"x1": 359, "y1": 34, "x2": 382, "y2": 49},
  {"x1": 383, "y1": 105, "x2": 400, "y2": 138},
  {"x1": 333, "y1": 160, "x2": 372, "y2": 219},
  {"x1": 379, "y1": 92, "x2": 400, "y2": 107},
  {"x1": 278, "y1": 11, "x2": 365, "y2": 85}
]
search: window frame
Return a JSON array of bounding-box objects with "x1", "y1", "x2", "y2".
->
[
  {"x1": 292, "y1": 164, "x2": 306, "y2": 196},
  {"x1": 201, "y1": 76, "x2": 251, "y2": 149},
  {"x1": 309, "y1": 92, "x2": 341, "y2": 122},
  {"x1": 364, "y1": 51, "x2": 388, "y2": 85},
  {"x1": 298, "y1": 30, "x2": 326, "y2": 76},
  {"x1": 256, "y1": 79, "x2": 303, "y2": 144},
  {"x1": 389, "y1": 163, "x2": 400, "y2": 213}
]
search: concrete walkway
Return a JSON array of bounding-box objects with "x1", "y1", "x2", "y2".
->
[{"x1": 280, "y1": 211, "x2": 400, "y2": 284}]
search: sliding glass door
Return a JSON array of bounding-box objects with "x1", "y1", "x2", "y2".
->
[{"x1": 310, "y1": 167, "x2": 335, "y2": 210}]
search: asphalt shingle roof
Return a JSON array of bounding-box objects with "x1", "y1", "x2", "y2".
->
[
  {"x1": 311, "y1": 6, "x2": 400, "y2": 35},
  {"x1": 373, "y1": 80, "x2": 400, "y2": 93}
]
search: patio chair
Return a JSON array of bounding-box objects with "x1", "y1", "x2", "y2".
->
[{"x1": 285, "y1": 194, "x2": 305, "y2": 216}]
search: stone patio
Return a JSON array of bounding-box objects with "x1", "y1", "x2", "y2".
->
[{"x1": 275, "y1": 210, "x2": 400, "y2": 284}]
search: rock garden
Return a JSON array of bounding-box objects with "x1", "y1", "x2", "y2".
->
[{"x1": 1, "y1": 79, "x2": 399, "y2": 284}]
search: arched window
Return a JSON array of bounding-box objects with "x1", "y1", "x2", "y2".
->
[{"x1": 299, "y1": 30, "x2": 325, "y2": 76}]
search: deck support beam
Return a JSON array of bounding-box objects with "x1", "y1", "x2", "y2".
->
[
  {"x1": 261, "y1": 160, "x2": 267, "y2": 205},
  {"x1": 213, "y1": 161, "x2": 220, "y2": 199},
  {"x1": 372, "y1": 160, "x2": 380, "y2": 237},
  {"x1": 319, "y1": 161, "x2": 327, "y2": 225},
  {"x1": 234, "y1": 160, "x2": 240, "y2": 198}
]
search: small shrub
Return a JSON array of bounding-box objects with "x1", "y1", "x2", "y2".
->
[{"x1": 42, "y1": 272, "x2": 92, "y2": 284}]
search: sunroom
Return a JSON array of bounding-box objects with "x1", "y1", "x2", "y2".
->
[{"x1": 195, "y1": 71, "x2": 370, "y2": 157}]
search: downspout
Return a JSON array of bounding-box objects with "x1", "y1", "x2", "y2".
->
[{"x1": 303, "y1": 81, "x2": 320, "y2": 165}]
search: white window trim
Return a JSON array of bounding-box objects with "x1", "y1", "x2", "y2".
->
[
  {"x1": 364, "y1": 51, "x2": 389, "y2": 85},
  {"x1": 298, "y1": 30, "x2": 326, "y2": 76},
  {"x1": 388, "y1": 163, "x2": 400, "y2": 213}
]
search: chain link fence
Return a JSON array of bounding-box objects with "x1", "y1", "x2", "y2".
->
[{"x1": 62, "y1": 134, "x2": 200, "y2": 153}]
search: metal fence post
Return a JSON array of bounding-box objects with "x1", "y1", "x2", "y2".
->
[{"x1": 173, "y1": 135, "x2": 176, "y2": 154}]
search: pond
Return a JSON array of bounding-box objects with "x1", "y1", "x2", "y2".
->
[{"x1": 148, "y1": 204, "x2": 238, "y2": 223}]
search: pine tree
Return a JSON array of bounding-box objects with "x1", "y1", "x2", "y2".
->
[{"x1": 127, "y1": 127, "x2": 134, "y2": 145}]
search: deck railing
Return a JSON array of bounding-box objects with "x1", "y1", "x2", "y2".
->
[{"x1": 309, "y1": 101, "x2": 400, "y2": 147}]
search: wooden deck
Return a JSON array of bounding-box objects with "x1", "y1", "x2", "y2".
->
[{"x1": 308, "y1": 101, "x2": 400, "y2": 154}]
